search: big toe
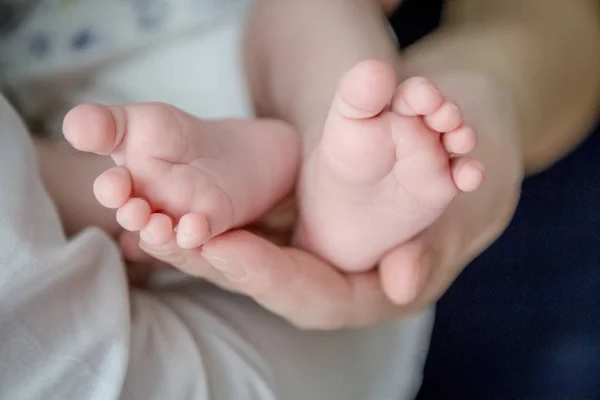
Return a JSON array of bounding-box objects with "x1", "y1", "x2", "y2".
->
[
  {"x1": 332, "y1": 59, "x2": 397, "y2": 120},
  {"x1": 320, "y1": 60, "x2": 398, "y2": 182},
  {"x1": 63, "y1": 103, "x2": 126, "y2": 155}
]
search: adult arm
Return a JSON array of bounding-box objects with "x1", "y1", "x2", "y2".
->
[{"x1": 404, "y1": 0, "x2": 600, "y2": 174}]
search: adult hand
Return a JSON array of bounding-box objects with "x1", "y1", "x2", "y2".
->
[{"x1": 138, "y1": 174, "x2": 518, "y2": 330}]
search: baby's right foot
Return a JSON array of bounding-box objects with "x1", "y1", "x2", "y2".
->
[
  {"x1": 296, "y1": 60, "x2": 484, "y2": 272},
  {"x1": 63, "y1": 102, "x2": 299, "y2": 248}
]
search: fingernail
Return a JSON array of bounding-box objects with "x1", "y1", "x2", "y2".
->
[{"x1": 203, "y1": 252, "x2": 248, "y2": 282}]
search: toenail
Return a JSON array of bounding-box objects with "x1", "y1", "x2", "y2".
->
[
  {"x1": 181, "y1": 229, "x2": 195, "y2": 237},
  {"x1": 140, "y1": 229, "x2": 155, "y2": 244},
  {"x1": 203, "y1": 252, "x2": 248, "y2": 282}
]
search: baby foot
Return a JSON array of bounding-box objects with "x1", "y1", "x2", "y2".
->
[
  {"x1": 296, "y1": 60, "x2": 484, "y2": 272},
  {"x1": 63, "y1": 102, "x2": 299, "y2": 248}
]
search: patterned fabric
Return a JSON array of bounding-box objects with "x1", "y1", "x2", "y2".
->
[{"x1": 0, "y1": 0, "x2": 244, "y2": 84}]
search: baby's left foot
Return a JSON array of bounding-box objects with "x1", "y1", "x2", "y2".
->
[
  {"x1": 296, "y1": 60, "x2": 484, "y2": 272},
  {"x1": 63, "y1": 102, "x2": 299, "y2": 248}
]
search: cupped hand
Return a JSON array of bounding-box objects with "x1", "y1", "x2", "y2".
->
[
  {"x1": 132, "y1": 153, "x2": 522, "y2": 331},
  {"x1": 197, "y1": 155, "x2": 521, "y2": 330},
  {"x1": 131, "y1": 163, "x2": 519, "y2": 331}
]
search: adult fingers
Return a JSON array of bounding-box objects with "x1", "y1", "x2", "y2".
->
[
  {"x1": 380, "y1": 178, "x2": 521, "y2": 310},
  {"x1": 200, "y1": 229, "x2": 400, "y2": 330}
]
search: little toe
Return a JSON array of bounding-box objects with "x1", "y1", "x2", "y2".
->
[
  {"x1": 424, "y1": 101, "x2": 463, "y2": 133},
  {"x1": 392, "y1": 77, "x2": 444, "y2": 117},
  {"x1": 63, "y1": 103, "x2": 127, "y2": 157},
  {"x1": 176, "y1": 213, "x2": 211, "y2": 249},
  {"x1": 116, "y1": 198, "x2": 151, "y2": 231},
  {"x1": 93, "y1": 166, "x2": 133, "y2": 208},
  {"x1": 450, "y1": 157, "x2": 485, "y2": 192},
  {"x1": 140, "y1": 213, "x2": 174, "y2": 246},
  {"x1": 332, "y1": 59, "x2": 397, "y2": 120},
  {"x1": 442, "y1": 125, "x2": 477, "y2": 155}
]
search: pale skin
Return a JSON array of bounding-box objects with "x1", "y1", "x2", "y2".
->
[
  {"x1": 61, "y1": 66, "x2": 484, "y2": 271},
  {"x1": 62, "y1": 103, "x2": 300, "y2": 249},
  {"x1": 38, "y1": 0, "x2": 600, "y2": 329},
  {"x1": 62, "y1": 0, "x2": 487, "y2": 275}
]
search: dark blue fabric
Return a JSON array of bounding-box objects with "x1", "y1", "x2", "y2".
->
[{"x1": 390, "y1": 1, "x2": 600, "y2": 398}]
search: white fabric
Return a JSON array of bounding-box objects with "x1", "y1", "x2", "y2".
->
[
  {"x1": 1, "y1": 0, "x2": 253, "y2": 127},
  {"x1": 0, "y1": 95, "x2": 432, "y2": 399},
  {"x1": 0, "y1": 1, "x2": 434, "y2": 399}
]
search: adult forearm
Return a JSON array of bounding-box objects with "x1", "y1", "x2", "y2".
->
[
  {"x1": 402, "y1": 0, "x2": 600, "y2": 174},
  {"x1": 244, "y1": 0, "x2": 398, "y2": 149}
]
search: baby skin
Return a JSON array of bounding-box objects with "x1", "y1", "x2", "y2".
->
[
  {"x1": 63, "y1": 60, "x2": 483, "y2": 275},
  {"x1": 63, "y1": 103, "x2": 299, "y2": 248},
  {"x1": 295, "y1": 60, "x2": 484, "y2": 271}
]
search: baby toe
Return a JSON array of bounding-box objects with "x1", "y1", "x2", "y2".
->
[
  {"x1": 116, "y1": 198, "x2": 151, "y2": 231},
  {"x1": 442, "y1": 125, "x2": 477, "y2": 154},
  {"x1": 176, "y1": 213, "x2": 211, "y2": 249},
  {"x1": 392, "y1": 77, "x2": 444, "y2": 117},
  {"x1": 450, "y1": 157, "x2": 485, "y2": 192},
  {"x1": 424, "y1": 101, "x2": 463, "y2": 133},
  {"x1": 63, "y1": 103, "x2": 126, "y2": 155},
  {"x1": 140, "y1": 213, "x2": 174, "y2": 246},
  {"x1": 93, "y1": 166, "x2": 133, "y2": 208}
]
